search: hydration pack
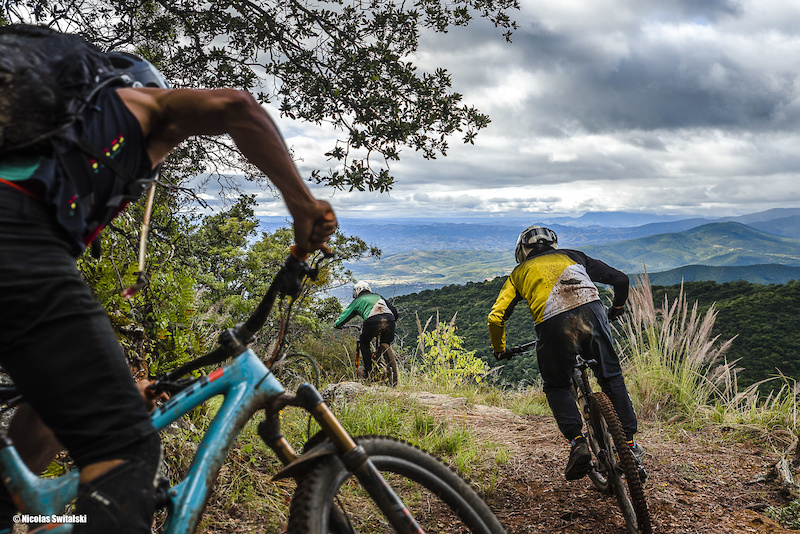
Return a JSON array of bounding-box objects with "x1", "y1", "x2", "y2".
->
[{"x1": 0, "y1": 24, "x2": 119, "y2": 157}]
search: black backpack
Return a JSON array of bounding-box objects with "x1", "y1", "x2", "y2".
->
[{"x1": 0, "y1": 24, "x2": 119, "y2": 157}]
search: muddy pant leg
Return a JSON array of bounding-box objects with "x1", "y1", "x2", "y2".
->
[
  {"x1": 544, "y1": 387, "x2": 584, "y2": 440},
  {"x1": 361, "y1": 315, "x2": 393, "y2": 377},
  {"x1": 596, "y1": 374, "x2": 638, "y2": 437},
  {"x1": 0, "y1": 189, "x2": 159, "y2": 533},
  {"x1": 74, "y1": 433, "x2": 161, "y2": 534},
  {"x1": 536, "y1": 323, "x2": 583, "y2": 440}
]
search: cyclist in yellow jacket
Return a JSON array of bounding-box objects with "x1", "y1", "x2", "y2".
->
[{"x1": 488, "y1": 225, "x2": 643, "y2": 481}]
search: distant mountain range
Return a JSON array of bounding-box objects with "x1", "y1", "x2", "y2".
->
[
  {"x1": 302, "y1": 209, "x2": 800, "y2": 254},
  {"x1": 259, "y1": 208, "x2": 800, "y2": 297},
  {"x1": 580, "y1": 222, "x2": 800, "y2": 273}
]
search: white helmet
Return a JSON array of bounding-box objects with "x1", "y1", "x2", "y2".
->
[
  {"x1": 353, "y1": 281, "x2": 371, "y2": 299},
  {"x1": 515, "y1": 225, "x2": 558, "y2": 263}
]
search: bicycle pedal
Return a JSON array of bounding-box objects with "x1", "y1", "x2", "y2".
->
[{"x1": 638, "y1": 465, "x2": 648, "y2": 484}]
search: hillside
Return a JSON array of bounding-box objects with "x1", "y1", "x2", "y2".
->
[
  {"x1": 647, "y1": 264, "x2": 800, "y2": 285},
  {"x1": 750, "y1": 215, "x2": 800, "y2": 240},
  {"x1": 392, "y1": 277, "x2": 800, "y2": 389},
  {"x1": 580, "y1": 222, "x2": 800, "y2": 273},
  {"x1": 337, "y1": 221, "x2": 800, "y2": 296}
]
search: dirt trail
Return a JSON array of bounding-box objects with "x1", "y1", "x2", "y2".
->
[{"x1": 409, "y1": 392, "x2": 797, "y2": 534}]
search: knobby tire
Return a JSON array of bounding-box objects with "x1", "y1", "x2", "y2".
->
[
  {"x1": 287, "y1": 435, "x2": 506, "y2": 534},
  {"x1": 590, "y1": 393, "x2": 652, "y2": 534},
  {"x1": 376, "y1": 343, "x2": 398, "y2": 387}
]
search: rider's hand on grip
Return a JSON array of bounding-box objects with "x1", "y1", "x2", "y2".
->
[
  {"x1": 494, "y1": 349, "x2": 514, "y2": 361},
  {"x1": 607, "y1": 305, "x2": 625, "y2": 322}
]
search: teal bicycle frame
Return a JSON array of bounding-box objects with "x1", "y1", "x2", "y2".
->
[
  {"x1": 0, "y1": 347, "x2": 284, "y2": 533},
  {"x1": 0, "y1": 252, "x2": 425, "y2": 534}
]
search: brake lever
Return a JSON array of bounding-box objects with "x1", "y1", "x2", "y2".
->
[{"x1": 277, "y1": 251, "x2": 334, "y2": 298}]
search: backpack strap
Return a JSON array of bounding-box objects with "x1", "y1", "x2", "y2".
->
[{"x1": 0, "y1": 177, "x2": 42, "y2": 200}]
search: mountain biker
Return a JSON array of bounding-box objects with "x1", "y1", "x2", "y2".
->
[
  {"x1": 0, "y1": 31, "x2": 336, "y2": 534},
  {"x1": 333, "y1": 281, "x2": 398, "y2": 379},
  {"x1": 487, "y1": 225, "x2": 643, "y2": 481}
]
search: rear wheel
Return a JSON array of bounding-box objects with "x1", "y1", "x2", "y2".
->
[
  {"x1": 371, "y1": 343, "x2": 398, "y2": 387},
  {"x1": 288, "y1": 435, "x2": 505, "y2": 534},
  {"x1": 273, "y1": 353, "x2": 321, "y2": 390},
  {"x1": 589, "y1": 393, "x2": 651, "y2": 534}
]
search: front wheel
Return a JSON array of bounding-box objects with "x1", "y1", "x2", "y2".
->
[
  {"x1": 589, "y1": 393, "x2": 651, "y2": 534},
  {"x1": 288, "y1": 436, "x2": 506, "y2": 534}
]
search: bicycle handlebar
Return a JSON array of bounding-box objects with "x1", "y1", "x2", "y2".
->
[
  {"x1": 496, "y1": 340, "x2": 537, "y2": 361},
  {"x1": 508, "y1": 341, "x2": 537, "y2": 354}
]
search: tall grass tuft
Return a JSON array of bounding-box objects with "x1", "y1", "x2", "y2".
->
[
  {"x1": 620, "y1": 271, "x2": 800, "y2": 441},
  {"x1": 619, "y1": 271, "x2": 736, "y2": 421}
]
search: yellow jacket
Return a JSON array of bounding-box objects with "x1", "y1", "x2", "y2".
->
[{"x1": 488, "y1": 249, "x2": 628, "y2": 352}]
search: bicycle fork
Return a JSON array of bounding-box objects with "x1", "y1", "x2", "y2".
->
[{"x1": 261, "y1": 383, "x2": 425, "y2": 534}]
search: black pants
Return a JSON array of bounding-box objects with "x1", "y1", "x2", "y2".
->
[
  {"x1": 0, "y1": 188, "x2": 158, "y2": 532},
  {"x1": 360, "y1": 314, "x2": 395, "y2": 375},
  {"x1": 535, "y1": 301, "x2": 638, "y2": 441}
]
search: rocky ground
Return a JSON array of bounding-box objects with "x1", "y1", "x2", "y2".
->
[{"x1": 409, "y1": 391, "x2": 799, "y2": 534}]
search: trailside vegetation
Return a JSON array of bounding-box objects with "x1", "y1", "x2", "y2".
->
[{"x1": 391, "y1": 276, "x2": 800, "y2": 389}]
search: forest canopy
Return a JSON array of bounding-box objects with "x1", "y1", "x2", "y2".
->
[{"x1": 392, "y1": 277, "x2": 800, "y2": 389}]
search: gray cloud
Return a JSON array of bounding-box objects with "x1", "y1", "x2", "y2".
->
[{"x1": 239, "y1": 0, "x2": 800, "y2": 220}]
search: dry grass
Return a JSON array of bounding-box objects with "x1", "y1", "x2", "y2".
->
[{"x1": 618, "y1": 270, "x2": 800, "y2": 443}]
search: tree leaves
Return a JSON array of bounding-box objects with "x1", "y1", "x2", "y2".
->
[{"x1": 4, "y1": 0, "x2": 517, "y2": 191}]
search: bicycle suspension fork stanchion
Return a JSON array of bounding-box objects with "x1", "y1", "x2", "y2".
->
[{"x1": 295, "y1": 384, "x2": 426, "y2": 534}]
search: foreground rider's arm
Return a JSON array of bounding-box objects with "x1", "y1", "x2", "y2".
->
[{"x1": 117, "y1": 87, "x2": 337, "y2": 253}]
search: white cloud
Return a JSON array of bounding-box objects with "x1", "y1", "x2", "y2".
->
[{"x1": 227, "y1": 0, "x2": 800, "y2": 221}]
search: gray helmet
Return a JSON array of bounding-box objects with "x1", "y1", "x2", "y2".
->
[
  {"x1": 107, "y1": 51, "x2": 169, "y2": 89},
  {"x1": 515, "y1": 225, "x2": 558, "y2": 263},
  {"x1": 352, "y1": 281, "x2": 371, "y2": 299}
]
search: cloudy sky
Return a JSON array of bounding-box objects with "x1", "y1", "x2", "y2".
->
[{"x1": 239, "y1": 0, "x2": 800, "y2": 220}]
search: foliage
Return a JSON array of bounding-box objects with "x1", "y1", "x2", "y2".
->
[
  {"x1": 651, "y1": 279, "x2": 800, "y2": 388},
  {"x1": 79, "y1": 191, "x2": 376, "y2": 377},
  {"x1": 413, "y1": 311, "x2": 490, "y2": 387},
  {"x1": 766, "y1": 498, "x2": 800, "y2": 529},
  {"x1": 620, "y1": 273, "x2": 800, "y2": 443},
  {"x1": 3, "y1": 0, "x2": 518, "y2": 191},
  {"x1": 78, "y1": 186, "x2": 205, "y2": 376}
]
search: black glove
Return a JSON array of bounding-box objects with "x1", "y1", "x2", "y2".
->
[
  {"x1": 494, "y1": 349, "x2": 514, "y2": 361},
  {"x1": 607, "y1": 305, "x2": 625, "y2": 322}
]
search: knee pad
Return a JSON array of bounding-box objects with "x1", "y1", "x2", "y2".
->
[{"x1": 73, "y1": 433, "x2": 161, "y2": 534}]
